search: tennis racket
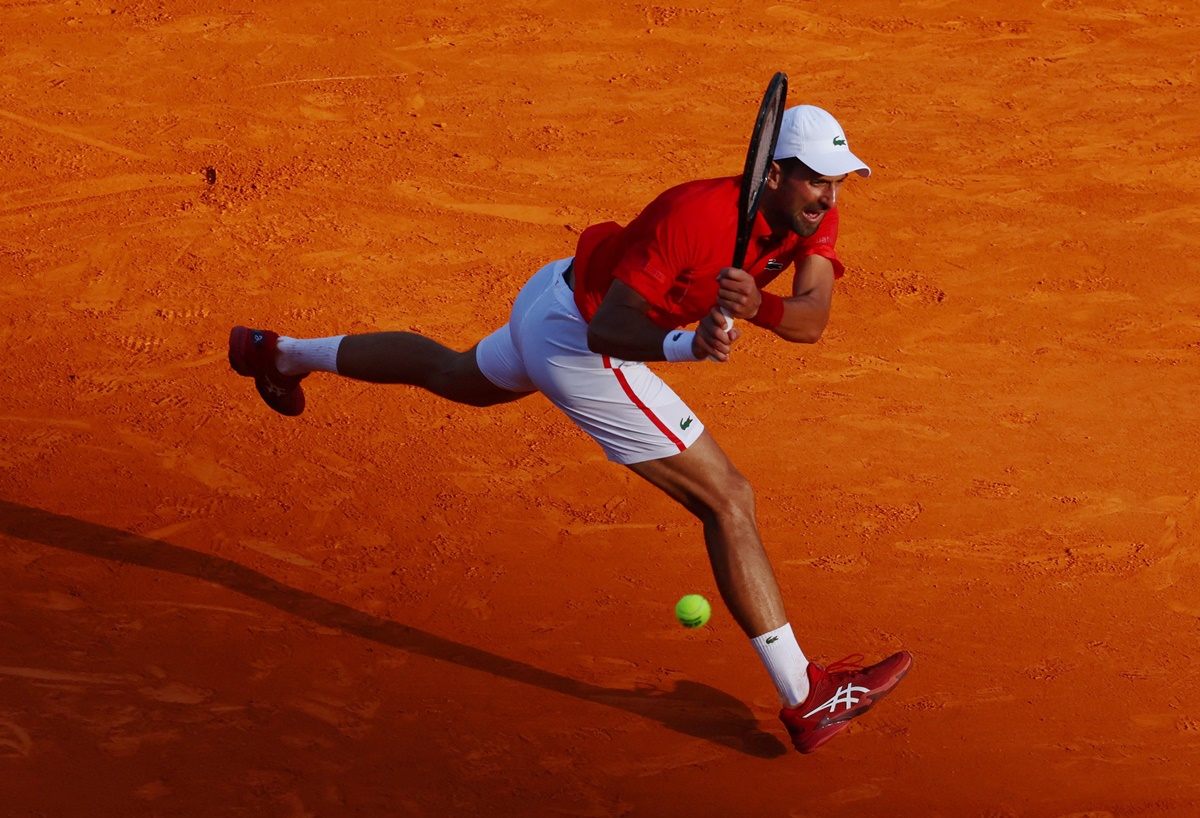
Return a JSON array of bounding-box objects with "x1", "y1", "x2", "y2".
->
[
  {"x1": 712, "y1": 72, "x2": 788, "y2": 357},
  {"x1": 733, "y1": 71, "x2": 788, "y2": 269}
]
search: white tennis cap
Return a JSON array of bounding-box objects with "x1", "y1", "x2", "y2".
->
[{"x1": 773, "y1": 105, "x2": 871, "y2": 178}]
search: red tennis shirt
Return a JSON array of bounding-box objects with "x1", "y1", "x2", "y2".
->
[{"x1": 571, "y1": 176, "x2": 843, "y2": 329}]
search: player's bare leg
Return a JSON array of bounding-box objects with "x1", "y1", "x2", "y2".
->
[
  {"x1": 626, "y1": 431, "x2": 786, "y2": 637},
  {"x1": 334, "y1": 332, "x2": 527, "y2": 407},
  {"x1": 628, "y1": 430, "x2": 912, "y2": 753},
  {"x1": 230, "y1": 327, "x2": 528, "y2": 415}
]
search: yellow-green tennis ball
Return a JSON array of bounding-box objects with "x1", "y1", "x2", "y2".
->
[{"x1": 675, "y1": 594, "x2": 711, "y2": 628}]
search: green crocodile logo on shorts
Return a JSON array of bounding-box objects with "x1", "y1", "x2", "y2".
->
[
  {"x1": 833, "y1": 136, "x2": 846, "y2": 146},
  {"x1": 680, "y1": 416, "x2": 693, "y2": 431}
]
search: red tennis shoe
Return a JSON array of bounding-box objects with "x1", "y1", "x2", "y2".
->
[
  {"x1": 228, "y1": 326, "x2": 306, "y2": 416},
  {"x1": 779, "y1": 650, "x2": 913, "y2": 754}
]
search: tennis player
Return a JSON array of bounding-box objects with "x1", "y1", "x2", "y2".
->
[{"x1": 229, "y1": 104, "x2": 912, "y2": 753}]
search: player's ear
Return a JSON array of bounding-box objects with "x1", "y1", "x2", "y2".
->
[{"x1": 765, "y1": 160, "x2": 784, "y2": 189}]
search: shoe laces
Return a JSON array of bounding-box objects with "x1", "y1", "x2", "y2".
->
[{"x1": 824, "y1": 654, "x2": 865, "y2": 674}]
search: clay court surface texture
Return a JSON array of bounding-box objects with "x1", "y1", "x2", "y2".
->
[{"x1": 3, "y1": 1, "x2": 1200, "y2": 816}]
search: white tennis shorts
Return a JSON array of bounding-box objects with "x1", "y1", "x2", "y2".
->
[{"x1": 476, "y1": 257, "x2": 705, "y2": 465}]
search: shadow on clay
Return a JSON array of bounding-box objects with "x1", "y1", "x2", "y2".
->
[{"x1": 0, "y1": 500, "x2": 787, "y2": 759}]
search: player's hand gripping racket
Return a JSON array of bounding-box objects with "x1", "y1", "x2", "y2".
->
[{"x1": 712, "y1": 72, "x2": 788, "y2": 360}]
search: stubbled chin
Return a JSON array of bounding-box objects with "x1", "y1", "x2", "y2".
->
[{"x1": 794, "y1": 213, "x2": 823, "y2": 237}]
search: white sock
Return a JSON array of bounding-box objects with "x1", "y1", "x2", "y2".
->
[
  {"x1": 276, "y1": 335, "x2": 345, "y2": 376},
  {"x1": 751, "y1": 623, "x2": 810, "y2": 707}
]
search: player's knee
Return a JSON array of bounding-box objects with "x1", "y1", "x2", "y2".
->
[
  {"x1": 430, "y1": 351, "x2": 513, "y2": 407},
  {"x1": 706, "y1": 469, "x2": 756, "y2": 524}
]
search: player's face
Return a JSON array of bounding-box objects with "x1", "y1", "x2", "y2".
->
[{"x1": 772, "y1": 164, "x2": 848, "y2": 238}]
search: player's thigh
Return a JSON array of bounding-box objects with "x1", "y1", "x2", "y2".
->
[
  {"x1": 442, "y1": 343, "x2": 527, "y2": 406},
  {"x1": 625, "y1": 430, "x2": 753, "y2": 517}
]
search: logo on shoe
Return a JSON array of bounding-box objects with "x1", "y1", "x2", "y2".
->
[
  {"x1": 803, "y1": 684, "x2": 870, "y2": 718},
  {"x1": 264, "y1": 379, "x2": 289, "y2": 397},
  {"x1": 253, "y1": 331, "x2": 265, "y2": 345}
]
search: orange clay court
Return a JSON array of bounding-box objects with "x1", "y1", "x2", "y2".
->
[{"x1": 2, "y1": 1, "x2": 1200, "y2": 816}]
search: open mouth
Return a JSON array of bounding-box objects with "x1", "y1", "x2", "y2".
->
[{"x1": 801, "y1": 209, "x2": 824, "y2": 223}]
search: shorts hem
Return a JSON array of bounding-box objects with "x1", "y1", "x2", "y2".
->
[{"x1": 604, "y1": 425, "x2": 705, "y2": 465}]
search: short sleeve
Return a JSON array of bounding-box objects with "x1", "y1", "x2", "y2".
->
[{"x1": 609, "y1": 195, "x2": 726, "y2": 313}]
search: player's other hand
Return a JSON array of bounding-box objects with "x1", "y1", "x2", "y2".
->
[
  {"x1": 717, "y1": 267, "x2": 762, "y2": 320},
  {"x1": 696, "y1": 307, "x2": 740, "y2": 363}
]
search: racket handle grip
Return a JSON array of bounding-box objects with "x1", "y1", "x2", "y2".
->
[{"x1": 707, "y1": 310, "x2": 734, "y2": 362}]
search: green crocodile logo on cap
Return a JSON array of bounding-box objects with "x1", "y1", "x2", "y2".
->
[{"x1": 833, "y1": 136, "x2": 846, "y2": 146}]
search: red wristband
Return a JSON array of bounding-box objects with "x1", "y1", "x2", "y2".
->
[{"x1": 749, "y1": 291, "x2": 785, "y2": 329}]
